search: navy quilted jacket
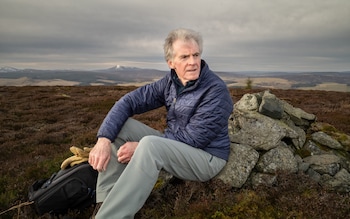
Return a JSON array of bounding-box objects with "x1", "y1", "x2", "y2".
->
[{"x1": 97, "y1": 60, "x2": 233, "y2": 161}]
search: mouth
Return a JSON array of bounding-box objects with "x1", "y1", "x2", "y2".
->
[{"x1": 187, "y1": 68, "x2": 198, "y2": 72}]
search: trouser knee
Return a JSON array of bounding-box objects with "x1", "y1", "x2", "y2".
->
[
  {"x1": 133, "y1": 135, "x2": 165, "y2": 170},
  {"x1": 135, "y1": 135, "x2": 161, "y2": 156}
]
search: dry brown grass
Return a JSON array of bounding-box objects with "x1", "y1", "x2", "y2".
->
[{"x1": 0, "y1": 86, "x2": 349, "y2": 218}]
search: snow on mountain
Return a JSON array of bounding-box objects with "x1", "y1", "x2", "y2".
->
[
  {"x1": 0, "y1": 66, "x2": 19, "y2": 73},
  {"x1": 93, "y1": 65, "x2": 147, "y2": 73}
]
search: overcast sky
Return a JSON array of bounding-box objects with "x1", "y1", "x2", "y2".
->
[{"x1": 0, "y1": 0, "x2": 349, "y2": 72}]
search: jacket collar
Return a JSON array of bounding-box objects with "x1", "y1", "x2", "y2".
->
[{"x1": 170, "y1": 60, "x2": 208, "y2": 94}]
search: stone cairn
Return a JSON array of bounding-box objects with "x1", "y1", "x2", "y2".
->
[
  {"x1": 157, "y1": 90, "x2": 350, "y2": 193},
  {"x1": 216, "y1": 90, "x2": 350, "y2": 193}
]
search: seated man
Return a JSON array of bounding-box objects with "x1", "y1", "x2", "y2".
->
[{"x1": 88, "y1": 28, "x2": 233, "y2": 219}]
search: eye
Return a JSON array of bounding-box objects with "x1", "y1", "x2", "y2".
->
[{"x1": 181, "y1": 55, "x2": 189, "y2": 59}]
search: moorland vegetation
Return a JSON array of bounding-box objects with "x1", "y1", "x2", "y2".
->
[{"x1": 0, "y1": 86, "x2": 350, "y2": 218}]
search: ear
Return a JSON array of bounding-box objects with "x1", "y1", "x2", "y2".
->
[{"x1": 167, "y1": 59, "x2": 175, "y2": 69}]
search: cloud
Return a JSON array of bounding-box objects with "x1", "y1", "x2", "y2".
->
[{"x1": 0, "y1": 0, "x2": 349, "y2": 71}]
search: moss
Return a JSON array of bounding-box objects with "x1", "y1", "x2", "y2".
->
[
  {"x1": 321, "y1": 124, "x2": 338, "y2": 133},
  {"x1": 228, "y1": 190, "x2": 280, "y2": 218},
  {"x1": 337, "y1": 133, "x2": 348, "y2": 141},
  {"x1": 295, "y1": 148, "x2": 311, "y2": 158},
  {"x1": 0, "y1": 189, "x2": 17, "y2": 211},
  {"x1": 211, "y1": 211, "x2": 230, "y2": 219},
  {"x1": 153, "y1": 178, "x2": 165, "y2": 190}
]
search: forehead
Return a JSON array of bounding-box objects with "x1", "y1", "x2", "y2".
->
[{"x1": 172, "y1": 39, "x2": 199, "y2": 54}]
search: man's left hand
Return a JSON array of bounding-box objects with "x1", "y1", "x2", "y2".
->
[{"x1": 117, "y1": 141, "x2": 138, "y2": 164}]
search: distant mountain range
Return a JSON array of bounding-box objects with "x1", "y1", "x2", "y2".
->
[
  {"x1": 0, "y1": 66, "x2": 167, "y2": 86},
  {"x1": 0, "y1": 66, "x2": 349, "y2": 91}
]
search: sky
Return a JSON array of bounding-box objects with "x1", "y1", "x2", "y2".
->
[{"x1": 0, "y1": 0, "x2": 349, "y2": 72}]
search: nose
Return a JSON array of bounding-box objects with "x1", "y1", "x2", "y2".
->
[{"x1": 188, "y1": 55, "x2": 196, "y2": 65}]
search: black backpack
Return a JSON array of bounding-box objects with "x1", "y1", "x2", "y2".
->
[{"x1": 28, "y1": 162, "x2": 98, "y2": 216}]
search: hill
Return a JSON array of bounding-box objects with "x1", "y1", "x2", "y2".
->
[
  {"x1": 0, "y1": 86, "x2": 350, "y2": 218},
  {"x1": 0, "y1": 66, "x2": 167, "y2": 86},
  {"x1": 0, "y1": 66, "x2": 349, "y2": 91}
]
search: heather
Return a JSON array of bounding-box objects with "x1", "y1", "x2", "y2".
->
[{"x1": 1, "y1": 86, "x2": 350, "y2": 218}]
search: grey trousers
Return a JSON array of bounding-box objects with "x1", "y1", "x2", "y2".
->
[{"x1": 95, "y1": 118, "x2": 226, "y2": 219}]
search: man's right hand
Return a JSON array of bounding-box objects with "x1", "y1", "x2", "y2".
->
[{"x1": 88, "y1": 137, "x2": 111, "y2": 172}]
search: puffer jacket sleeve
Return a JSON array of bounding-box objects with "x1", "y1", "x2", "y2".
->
[{"x1": 97, "y1": 76, "x2": 168, "y2": 141}]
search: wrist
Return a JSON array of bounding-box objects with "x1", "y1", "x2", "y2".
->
[{"x1": 97, "y1": 137, "x2": 111, "y2": 145}]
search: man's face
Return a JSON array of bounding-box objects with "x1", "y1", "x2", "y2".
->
[{"x1": 167, "y1": 39, "x2": 201, "y2": 85}]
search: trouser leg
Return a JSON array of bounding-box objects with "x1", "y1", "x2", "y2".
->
[
  {"x1": 95, "y1": 118, "x2": 162, "y2": 202},
  {"x1": 96, "y1": 135, "x2": 226, "y2": 219}
]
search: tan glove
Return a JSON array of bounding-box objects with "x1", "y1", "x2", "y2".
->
[{"x1": 60, "y1": 146, "x2": 92, "y2": 169}]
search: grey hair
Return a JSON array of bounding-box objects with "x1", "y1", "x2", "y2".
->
[{"x1": 163, "y1": 28, "x2": 203, "y2": 62}]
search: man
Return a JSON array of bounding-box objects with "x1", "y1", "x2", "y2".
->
[{"x1": 88, "y1": 28, "x2": 233, "y2": 218}]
